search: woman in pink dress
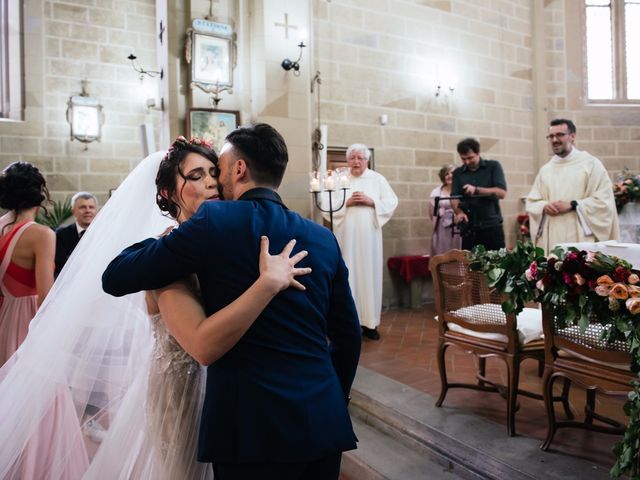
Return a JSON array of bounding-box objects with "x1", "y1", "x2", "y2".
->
[
  {"x1": 429, "y1": 164, "x2": 462, "y2": 256},
  {"x1": 0, "y1": 162, "x2": 55, "y2": 366},
  {"x1": 0, "y1": 162, "x2": 90, "y2": 479}
]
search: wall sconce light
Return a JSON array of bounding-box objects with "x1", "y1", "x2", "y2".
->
[
  {"x1": 127, "y1": 53, "x2": 163, "y2": 80},
  {"x1": 66, "y1": 79, "x2": 104, "y2": 150},
  {"x1": 281, "y1": 41, "x2": 306, "y2": 77},
  {"x1": 435, "y1": 84, "x2": 455, "y2": 97}
]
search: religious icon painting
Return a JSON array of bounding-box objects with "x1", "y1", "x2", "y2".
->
[
  {"x1": 185, "y1": 18, "x2": 236, "y2": 88},
  {"x1": 187, "y1": 109, "x2": 240, "y2": 154}
]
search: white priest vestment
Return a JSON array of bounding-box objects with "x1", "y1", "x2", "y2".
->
[
  {"x1": 525, "y1": 148, "x2": 619, "y2": 253},
  {"x1": 327, "y1": 169, "x2": 398, "y2": 329}
]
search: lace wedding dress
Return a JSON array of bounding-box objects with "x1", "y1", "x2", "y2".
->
[{"x1": 85, "y1": 313, "x2": 212, "y2": 480}]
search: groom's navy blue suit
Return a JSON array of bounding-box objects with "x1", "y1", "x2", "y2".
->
[{"x1": 102, "y1": 188, "x2": 361, "y2": 466}]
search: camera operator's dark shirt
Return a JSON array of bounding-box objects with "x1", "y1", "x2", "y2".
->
[{"x1": 451, "y1": 158, "x2": 506, "y2": 229}]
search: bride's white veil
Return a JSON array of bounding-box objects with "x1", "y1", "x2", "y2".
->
[{"x1": 0, "y1": 151, "x2": 176, "y2": 478}]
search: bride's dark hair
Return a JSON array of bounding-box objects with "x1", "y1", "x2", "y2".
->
[{"x1": 155, "y1": 137, "x2": 218, "y2": 219}]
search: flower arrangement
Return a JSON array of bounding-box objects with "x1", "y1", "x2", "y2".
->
[
  {"x1": 613, "y1": 169, "x2": 640, "y2": 213},
  {"x1": 469, "y1": 242, "x2": 640, "y2": 478}
]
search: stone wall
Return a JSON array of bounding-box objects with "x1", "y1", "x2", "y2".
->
[
  {"x1": 545, "y1": 0, "x2": 640, "y2": 174},
  {"x1": 0, "y1": 0, "x2": 159, "y2": 205},
  {"x1": 314, "y1": 0, "x2": 538, "y2": 304}
]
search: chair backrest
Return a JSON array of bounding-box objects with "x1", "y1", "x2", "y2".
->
[
  {"x1": 542, "y1": 307, "x2": 631, "y2": 369},
  {"x1": 430, "y1": 250, "x2": 517, "y2": 342}
]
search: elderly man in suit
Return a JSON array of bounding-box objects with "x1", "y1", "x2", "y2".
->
[
  {"x1": 103, "y1": 123, "x2": 361, "y2": 480},
  {"x1": 55, "y1": 192, "x2": 98, "y2": 277}
]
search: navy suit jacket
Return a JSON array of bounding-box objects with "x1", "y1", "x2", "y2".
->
[
  {"x1": 102, "y1": 188, "x2": 361, "y2": 463},
  {"x1": 55, "y1": 223, "x2": 80, "y2": 278}
]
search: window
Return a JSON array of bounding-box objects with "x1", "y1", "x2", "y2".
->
[
  {"x1": 0, "y1": 0, "x2": 23, "y2": 120},
  {"x1": 585, "y1": 0, "x2": 640, "y2": 102}
]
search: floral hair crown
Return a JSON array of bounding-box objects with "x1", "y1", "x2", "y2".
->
[{"x1": 163, "y1": 136, "x2": 214, "y2": 161}]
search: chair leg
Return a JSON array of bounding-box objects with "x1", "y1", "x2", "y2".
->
[
  {"x1": 537, "y1": 358, "x2": 544, "y2": 378},
  {"x1": 560, "y1": 378, "x2": 574, "y2": 420},
  {"x1": 435, "y1": 340, "x2": 449, "y2": 408},
  {"x1": 505, "y1": 356, "x2": 520, "y2": 437},
  {"x1": 585, "y1": 388, "x2": 596, "y2": 425},
  {"x1": 477, "y1": 356, "x2": 487, "y2": 386},
  {"x1": 541, "y1": 368, "x2": 558, "y2": 451}
]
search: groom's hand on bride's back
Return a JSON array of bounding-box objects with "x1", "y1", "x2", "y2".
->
[{"x1": 257, "y1": 236, "x2": 311, "y2": 295}]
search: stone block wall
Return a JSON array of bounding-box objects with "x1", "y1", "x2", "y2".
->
[
  {"x1": 0, "y1": 0, "x2": 160, "y2": 205},
  {"x1": 314, "y1": 0, "x2": 538, "y2": 305},
  {"x1": 544, "y1": 0, "x2": 640, "y2": 175}
]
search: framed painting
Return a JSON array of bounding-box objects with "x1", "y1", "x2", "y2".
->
[
  {"x1": 327, "y1": 146, "x2": 375, "y2": 171},
  {"x1": 191, "y1": 32, "x2": 232, "y2": 86},
  {"x1": 187, "y1": 109, "x2": 240, "y2": 153}
]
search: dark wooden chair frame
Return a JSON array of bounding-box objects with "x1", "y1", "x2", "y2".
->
[
  {"x1": 430, "y1": 250, "x2": 571, "y2": 436},
  {"x1": 540, "y1": 307, "x2": 634, "y2": 450}
]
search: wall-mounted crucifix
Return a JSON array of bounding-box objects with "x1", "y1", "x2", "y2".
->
[{"x1": 274, "y1": 13, "x2": 298, "y2": 39}]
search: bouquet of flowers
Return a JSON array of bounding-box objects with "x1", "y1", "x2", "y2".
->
[
  {"x1": 613, "y1": 169, "x2": 640, "y2": 213},
  {"x1": 469, "y1": 242, "x2": 640, "y2": 478}
]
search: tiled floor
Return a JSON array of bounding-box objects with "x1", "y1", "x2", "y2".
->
[{"x1": 358, "y1": 304, "x2": 629, "y2": 470}]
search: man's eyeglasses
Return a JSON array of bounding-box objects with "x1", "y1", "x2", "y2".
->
[{"x1": 545, "y1": 132, "x2": 568, "y2": 140}]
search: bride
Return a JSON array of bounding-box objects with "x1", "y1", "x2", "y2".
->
[{"x1": 0, "y1": 137, "x2": 310, "y2": 479}]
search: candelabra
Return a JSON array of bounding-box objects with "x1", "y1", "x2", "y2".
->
[{"x1": 309, "y1": 169, "x2": 350, "y2": 232}]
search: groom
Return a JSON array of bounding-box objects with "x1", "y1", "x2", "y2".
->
[{"x1": 102, "y1": 123, "x2": 361, "y2": 480}]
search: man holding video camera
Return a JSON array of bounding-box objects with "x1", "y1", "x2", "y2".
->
[{"x1": 451, "y1": 138, "x2": 507, "y2": 251}]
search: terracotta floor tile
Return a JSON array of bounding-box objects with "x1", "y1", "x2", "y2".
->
[{"x1": 360, "y1": 305, "x2": 630, "y2": 469}]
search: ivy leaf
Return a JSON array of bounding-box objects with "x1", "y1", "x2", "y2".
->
[
  {"x1": 578, "y1": 312, "x2": 590, "y2": 332},
  {"x1": 487, "y1": 268, "x2": 505, "y2": 286},
  {"x1": 502, "y1": 300, "x2": 515, "y2": 314}
]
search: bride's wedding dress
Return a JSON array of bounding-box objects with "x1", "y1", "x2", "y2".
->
[
  {"x1": 0, "y1": 152, "x2": 212, "y2": 479},
  {"x1": 86, "y1": 313, "x2": 212, "y2": 479}
]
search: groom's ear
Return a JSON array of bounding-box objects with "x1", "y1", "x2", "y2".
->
[{"x1": 235, "y1": 159, "x2": 249, "y2": 179}]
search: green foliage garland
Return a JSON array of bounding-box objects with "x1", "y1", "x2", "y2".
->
[{"x1": 468, "y1": 241, "x2": 640, "y2": 478}]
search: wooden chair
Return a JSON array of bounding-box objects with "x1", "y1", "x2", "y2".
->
[
  {"x1": 541, "y1": 307, "x2": 634, "y2": 450},
  {"x1": 430, "y1": 250, "x2": 570, "y2": 436}
]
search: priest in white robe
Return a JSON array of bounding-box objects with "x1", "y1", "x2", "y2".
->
[
  {"x1": 325, "y1": 144, "x2": 398, "y2": 340},
  {"x1": 526, "y1": 119, "x2": 618, "y2": 253}
]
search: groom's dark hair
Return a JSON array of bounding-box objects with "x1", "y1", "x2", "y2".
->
[{"x1": 225, "y1": 123, "x2": 288, "y2": 188}]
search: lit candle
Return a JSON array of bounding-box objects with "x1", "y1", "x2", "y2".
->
[
  {"x1": 339, "y1": 174, "x2": 350, "y2": 188},
  {"x1": 309, "y1": 176, "x2": 320, "y2": 192},
  {"x1": 325, "y1": 173, "x2": 336, "y2": 191}
]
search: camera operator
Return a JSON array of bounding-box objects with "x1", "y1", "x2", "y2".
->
[{"x1": 451, "y1": 138, "x2": 507, "y2": 251}]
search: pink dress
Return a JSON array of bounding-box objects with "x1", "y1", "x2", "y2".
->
[
  {"x1": 0, "y1": 220, "x2": 90, "y2": 479},
  {"x1": 429, "y1": 185, "x2": 462, "y2": 256},
  {"x1": 0, "y1": 220, "x2": 38, "y2": 366}
]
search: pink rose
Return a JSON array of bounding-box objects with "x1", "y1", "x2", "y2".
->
[
  {"x1": 628, "y1": 273, "x2": 639, "y2": 285},
  {"x1": 627, "y1": 285, "x2": 640, "y2": 298},
  {"x1": 574, "y1": 273, "x2": 585, "y2": 286},
  {"x1": 625, "y1": 297, "x2": 640, "y2": 315},
  {"x1": 595, "y1": 285, "x2": 613, "y2": 297},
  {"x1": 536, "y1": 279, "x2": 545, "y2": 291}
]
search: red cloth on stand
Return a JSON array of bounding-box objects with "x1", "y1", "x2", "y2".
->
[{"x1": 387, "y1": 255, "x2": 431, "y2": 284}]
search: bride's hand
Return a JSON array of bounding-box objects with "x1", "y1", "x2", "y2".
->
[{"x1": 258, "y1": 236, "x2": 311, "y2": 293}]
